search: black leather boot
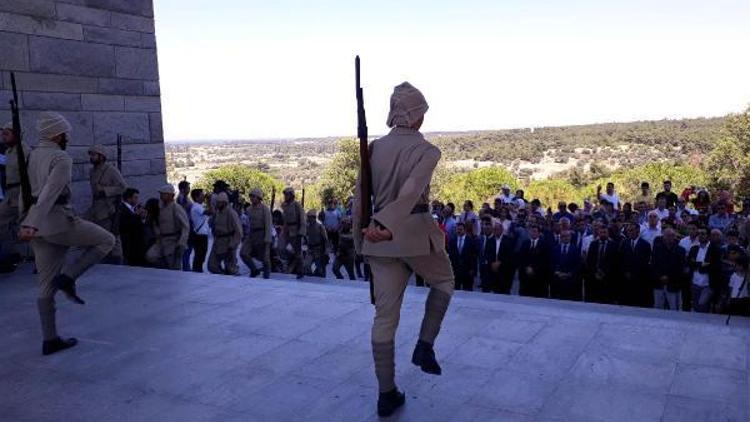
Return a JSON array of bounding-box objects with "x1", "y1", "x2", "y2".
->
[
  {"x1": 42, "y1": 337, "x2": 78, "y2": 356},
  {"x1": 411, "y1": 340, "x2": 442, "y2": 375},
  {"x1": 377, "y1": 388, "x2": 405, "y2": 417},
  {"x1": 54, "y1": 274, "x2": 85, "y2": 305}
]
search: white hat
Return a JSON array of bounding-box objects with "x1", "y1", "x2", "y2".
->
[
  {"x1": 158, "y1": 184, "x2": 175, "y2": 194},
  {"x1": 387, "y1": 82, "x2": 429, "y2": 128},
  {"x1": 37, "y1": 112, "x2": 72, "y2": 141}
]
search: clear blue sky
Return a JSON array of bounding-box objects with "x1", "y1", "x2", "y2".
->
[{"x1": 153, "y1": 0, "x2": 750, "y2": 141}]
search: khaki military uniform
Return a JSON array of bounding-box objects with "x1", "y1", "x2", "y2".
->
[
  {"x1": 88, "y1": 162, "x2": 126, "y2": 262},
  {"x1": 333, "y1": 229, "x2": 356, "y2": 280},
  {"x1": 240, "y1": 202, "x2": 272, "y2": 278},
  {"x1": 281, "y1": 200, "x2": 306, "y2": 277},
  {"x1": 306, "y1": 217, "x2": 328, "y2": 277},
  {"x1": 353, "y1": 127, "x2": 454, "y2": 393},
  {"x1": 0, "y1": 142, "x2": 30, "y2": 240},
  {"x1": 146, "y1": 202, "x2": 189, "y2": 270},
  {"x1": 23, "y1": 140, "x2": 115, "y2": 341},
  {"x1": 208, "y1": 206, "x2": 242, "y2": 275}
]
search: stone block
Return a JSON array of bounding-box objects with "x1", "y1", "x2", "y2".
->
[
  {"x1": 56, "y1": 3, "x2": 111, "y2": 26},
  {"x1": 670, "y1": 364, "x2": 747, "y2": 403},
  {"x1": 98, "y1": 78, "x2": 143, "y2": 95},
  {"x1": 21, "y1": 110, "x2": 93, "y2": 146},
  {"x1": 5, "y1": 72, "x2": 98, "y2": 94},
  {"x1": 141, "y1": 33, "x2": 156, "y2": 49},
  {"x1": 22, "y1": 92, "x2": 82, "y2": 111},
  {"x1": 68, "y1": 146, "x2": 94, "y2": 164},
  {"x1": 0, "y1": 90, "x2": 10, "y2": 110},
  {"x1": 110, "y1": 11, "x2": 154, "y2": 33},
  {"x1": 0, "y1": 12, "x2": 83, "y2": 41},
  {"x1": 29, "y1": 37, "x2": 115, "y2": 78},
  {"x1": 82, "y1": 94, "x2": 124, "y2": 111},
  {"x1": 143, "y1": 81, "x2": 160, "y2": 96},
  {"x1": 115, "y1": 47, "x2": 159, "y2": 80},
  {"x1": 0, "y1": 0, "x2": 56, "y2": 19},
  {"x1": 93, "y1": 112, "x2": 149, "y2": 143},
  {"x1": 71, "y1": 180, "x2": 92, "y2": 211},
  {"x1": 149, "y1": 158, "x2": 166, "y2": 174},
  {"x1": 85, "y1": 0, "x2": 154, "y2": 18},
  {"x1": 0, "y1": 32, "x2": 29, "y2": 71},
  {"x1": 124, "y1": 96, "x2": 160, "y2": 112},
  {"x1": 83, "y1": 26, "x2": 142, "y2": 47},
  {"x1": 149, "y1": 112, "x2": 163, "y2": 142},
  {"x1": 72, "y1": 163, "x2": 91, "y2": 181},
  {"x1": 122, "y1": 159, "x2": 150, "y2": 176},
  {"x1": 122, "y1": 143, "x2": 164, "y2": 160}
]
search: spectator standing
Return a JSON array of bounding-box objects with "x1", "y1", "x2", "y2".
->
[
  {"x1": 551, "y1": 230, "x2": 582, "y2": 301},
  {"x1": 640, "y1": 211, "x2": 662, "y2": 246},
  {"x1": 618, "y1": 223, "x2": 652, "y2": 307},
  {"x1": 482, "y1": 221, "x2": 514, "y2": 294},
  {"x1": 585, "y1": 225, "x2": 618, "y2": 303},
  {"x1": 679, "y1": 221, "x2": 699, "y2": 252},
  {"x1": 597, "y1": 182, "x2": 621, "y2": 210},
  {"x1": 656, "y1": 180, "x2": 679, "y2": 208},
  {"x1": 323, "y1": 198, "x2": 343, "y2": 252},
  {"x1": 687, "y1": 228, "x2": 722, "y2": 312},
  {"x1": 651, "y1": 228, "x2": 686, "y2": 310},
  {"x1": 708, "y1": 201, "x2": 733, "y2": 232},
  {"x1": 448, "y1": 223, "x2": 478, "y2": 291},
  {"x1": 119, "y1": 188, "x2": 146, "y2": 267},
  {"x1": 498, "y1": 184, "x2": 514, "y2": 204},
  {"x1": 518, "y1": 225, "x2": 551, "y2": 298},
  {"x1": 189, "y1": 189, "x2": 210, "y2": 272},
  {"x1": 176, "y1": 180, "x2": 193, "y2": 271}
]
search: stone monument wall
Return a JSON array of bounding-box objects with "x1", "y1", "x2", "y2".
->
[{"x1": 0, "y1": 0, "x2": 165, "y2": 211}]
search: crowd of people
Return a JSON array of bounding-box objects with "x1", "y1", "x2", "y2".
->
[{"x1": 110, "y1": 176, "x2": 750, "y2": 316}]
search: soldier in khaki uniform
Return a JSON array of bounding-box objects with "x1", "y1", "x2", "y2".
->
[
  {"x1": 332, "y1": 217, "x2": 357, "y2": 280},
  {"x1": 281, "y1": 187, "x2": 306, "y2": 279},
  {"x1": 353, "y1": 82, "x2": 454, "y2": 417},
  {"x1": 305, "y1": 209, "x2": 328, "y2": 277},
  {"x1": 19, "y1": 112, "x2": 115, "y2": 356},
  {"x1": 240, "y1": 188, "x2": 272, "y2": 279},
  {"x1": 0, "y1": 121, "x2": 30, "y2": 241},
  {"x1": 146, "y1": 184, "x2": 189, "y2": 270},
  {"x1": 87, "y1": 144, "x2": 126, "y2": 263},
  {"x1": 208, "y1": 192, "x2": 242, "y2": 275}
]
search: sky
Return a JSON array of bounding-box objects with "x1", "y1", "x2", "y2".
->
[{"x1": 153, "y1": 0, "x2": 750, "y2": 141}]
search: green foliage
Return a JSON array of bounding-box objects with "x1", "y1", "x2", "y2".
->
[
  {"x1": 196, "y1": 164, "x2": 284, "y2": 205},
  {"x1": 526, "y1": 179, "x2": 580, "y2": 208},
  {"x1": 437, "y1": 167, "x2": 518, "y2": 205},
  {"x1": 314, "y1": 138, "x2": 360, "y2": 206},
  {"x1": 704, "y1": 107, "x2": 750, "y2": 198}
]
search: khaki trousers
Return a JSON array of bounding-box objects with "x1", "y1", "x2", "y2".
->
[
  {"x1": 368, "y1": 248, "x2": 454, "y2": 392},
  {"x1": 93, "y1": 216, "x2": 123, "y2": 263},
  {"x1": 208, "y1": 245, "x2": 239, "y2": 275},
  {"x1": 32, "y1": 219, "x2": 115, "y2": 340},
  {"x1": 0, "y1": 186, "x2": 20, "y2": 241}
]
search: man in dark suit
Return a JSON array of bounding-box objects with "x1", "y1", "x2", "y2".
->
[
  {"x1": 448, "y1": 223, "x2": 478, "y2": 291},
  {"x1": 617, "y1": 223, "x2": 653, "y2": 307},
  {"x1": 518, "y1": 224, "x2": 551, "y2": 298},
  {"x1": 119, "y1": 188, "x2": 146, "y2": 267},
  {"x1": 651, "y1": 228, "x2": 686, "y2": 310},
  {"x1": 482, "y1": 220, "x2": 515, "y2": 294},
  {"x1": 477, "y1": 216, "x2": 494, "y2": 291},
  {"x1": 551, "y1": 230, "x2": 582, "y2": 301},
  {"x1": 585, "y1": 225, "x2": 619, "y2": 304},
  {"x1": 687, "y1": 228, "x2": 725, "y2": 312}
]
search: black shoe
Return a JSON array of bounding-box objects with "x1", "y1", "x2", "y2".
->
[
  {"x1": 42, "y1": 337, "x2": 78, "y2": 356},
  {"x1": 377, "y1": 388, "x2": 405, "y2": 417},
  {"x1": 262, "y1": 272, "x2": 270, "y2": 280},
  {"x1": 296, "y1": 274, "x2": 304, "y2": 280},
  {"x1": 411, "y1": 340, "x2": 442, "y2": 375},
  {"x1": 249, "y1": 269, "x2": 260, "y2": 278},
  {"x1": 54, "y1": 274, "x2": 85, "y2": 305}
]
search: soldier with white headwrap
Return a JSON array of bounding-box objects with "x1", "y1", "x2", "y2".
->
[
  {"x1": 207, "y1": 191, "x2": 242, "y2": 275},
  {"x1": 19, "y1": 112, "x2": 115, "y2": 356},
  {"x1": 353, "y1": 82, "x2": 454, "y2": 417},
  {"x1": 0, "y1": 121, "x2": 30, "y2": 241},
  {"x1": 87, "y1": 144, "x2": 127, "y2": 263},
  {"x1": 240, "y1": 188, "x2": 272, "y2": 279}
]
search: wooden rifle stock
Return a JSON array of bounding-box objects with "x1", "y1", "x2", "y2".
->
[{"x1": 356, "y1": 56, "x2": 375, "y2": 305}]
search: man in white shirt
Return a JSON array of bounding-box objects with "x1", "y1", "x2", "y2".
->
[
  {"x1": 189, "y1": 189, "x2": 210, "y2": 272},
  {"x1": 640, "y1": 211, "x2": 662, "y2": 246},
  {"x1": 678, "y1": 221, "x2": 699, "y2": 252},
  {"x1": 688, "y1": 228, "x2": 714, "y2": 313},
  {"x1": 653, "y1": 197, "x2": 670, "y2": 221},
  {"x1": 497, "y1": 184, "x2": 514, "y2": 205},
  {"x1": 597, "y1": 182, "x2": 621, "y2": 210}
]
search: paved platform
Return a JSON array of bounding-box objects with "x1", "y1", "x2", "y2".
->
[{"x1": 1, "y1": 265, "x2": 749, "y2": 422}]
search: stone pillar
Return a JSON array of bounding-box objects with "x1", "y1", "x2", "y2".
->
[{"x1": 0, "y1": 0, "x2": 165, "y2": 211}]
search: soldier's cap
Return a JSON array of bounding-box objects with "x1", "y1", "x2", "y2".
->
[
  {"x1": 307, "y1": 209, "x2": 318, "y2": 218},
  {"x1": 158, "y1": 184, "x2": 176, "y2": 195},
  {"x1": 37, "y1": 112, "x2": 72, "y2": 141},
  {"x1": 88, "y1": 144, "x2": 107, "y2": 157},
  {"x1": 283, "y1": 187, "x2": 295, "y2": 195},
  {"x1": 250, "y1": 188, "x2": 264, "y2": 199},
  {"x1": 216, "y1": 192, "x2": 229, "y2": 203},
  {"x1": 387, "y1": 82, "x2": 429, "y2": 128}
]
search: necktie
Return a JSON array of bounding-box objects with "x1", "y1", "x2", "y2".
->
[
  {"x1": 562, "y1": 244, "x2": 567, "y2": 255},
  {"x1": 632, "y1": 240, "x2": 636, "y2": 250},
  {"x1": 458, "y1": 237, "x2": 463, "y2": 252},
  {"x1": 598, "y1": 241, "x2": 606, "y2": 269}
]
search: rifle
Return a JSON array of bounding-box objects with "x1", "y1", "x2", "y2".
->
[
  {"x1": 301, "y1": 188, "x2": 305, "y2": 209},
  {"x1": 8, "y1": 72, "x2": 32, "y2": 214},
  {"x1": 270, "y1": 186, "x2": 276, "y2": 211},
  {"x1": 116, "y1": 134, "x2": 123, "y2": 171},
  {"x1": 356, "y1": 56, "x2": 375, "y2": 305}
]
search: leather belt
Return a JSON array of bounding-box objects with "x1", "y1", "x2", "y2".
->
[
  {"x1": 374, "y1": 203, "x2": 429, "y2": 214},
  {"x1": 215, "y1": 231, "x2": 236, "y2": 238}
]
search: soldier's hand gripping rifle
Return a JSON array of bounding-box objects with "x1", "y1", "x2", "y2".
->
[
  {"x1": 116, "y1": 134, "x2": 123, "y2": 171},
  {"x1": 9, "y1": 72, "x2": 32, "y2": 215},
  {"x1": 355, "y1": 56, "x2": 376, "y2": 305}
]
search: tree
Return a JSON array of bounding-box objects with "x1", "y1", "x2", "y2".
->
[
  {"x1": 526, "y1": 179, "x2": 580, "y2": 208},
  {"x1": 704, "y1": 107, "x2": 750, "y2": 198},
  {"x1": 315, "y1": 139, "x2": 360, "y2": 205},
  {"x1": 196, "y1": 164, "x2": 284, "y2": 205},
  {"x1": 438, "y1": 167, "x2": 518, "y2": 205}
]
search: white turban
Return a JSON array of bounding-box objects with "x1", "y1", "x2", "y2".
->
[
  {"x1": 158, "y1": 184, "x2": 175, "y2": 194},
  {"x1": 387, "y1": 82, "x2": 429, "y2": 128},
  {"x1": 37, "y1": 112, "x2": 72, "y2": 141}
]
